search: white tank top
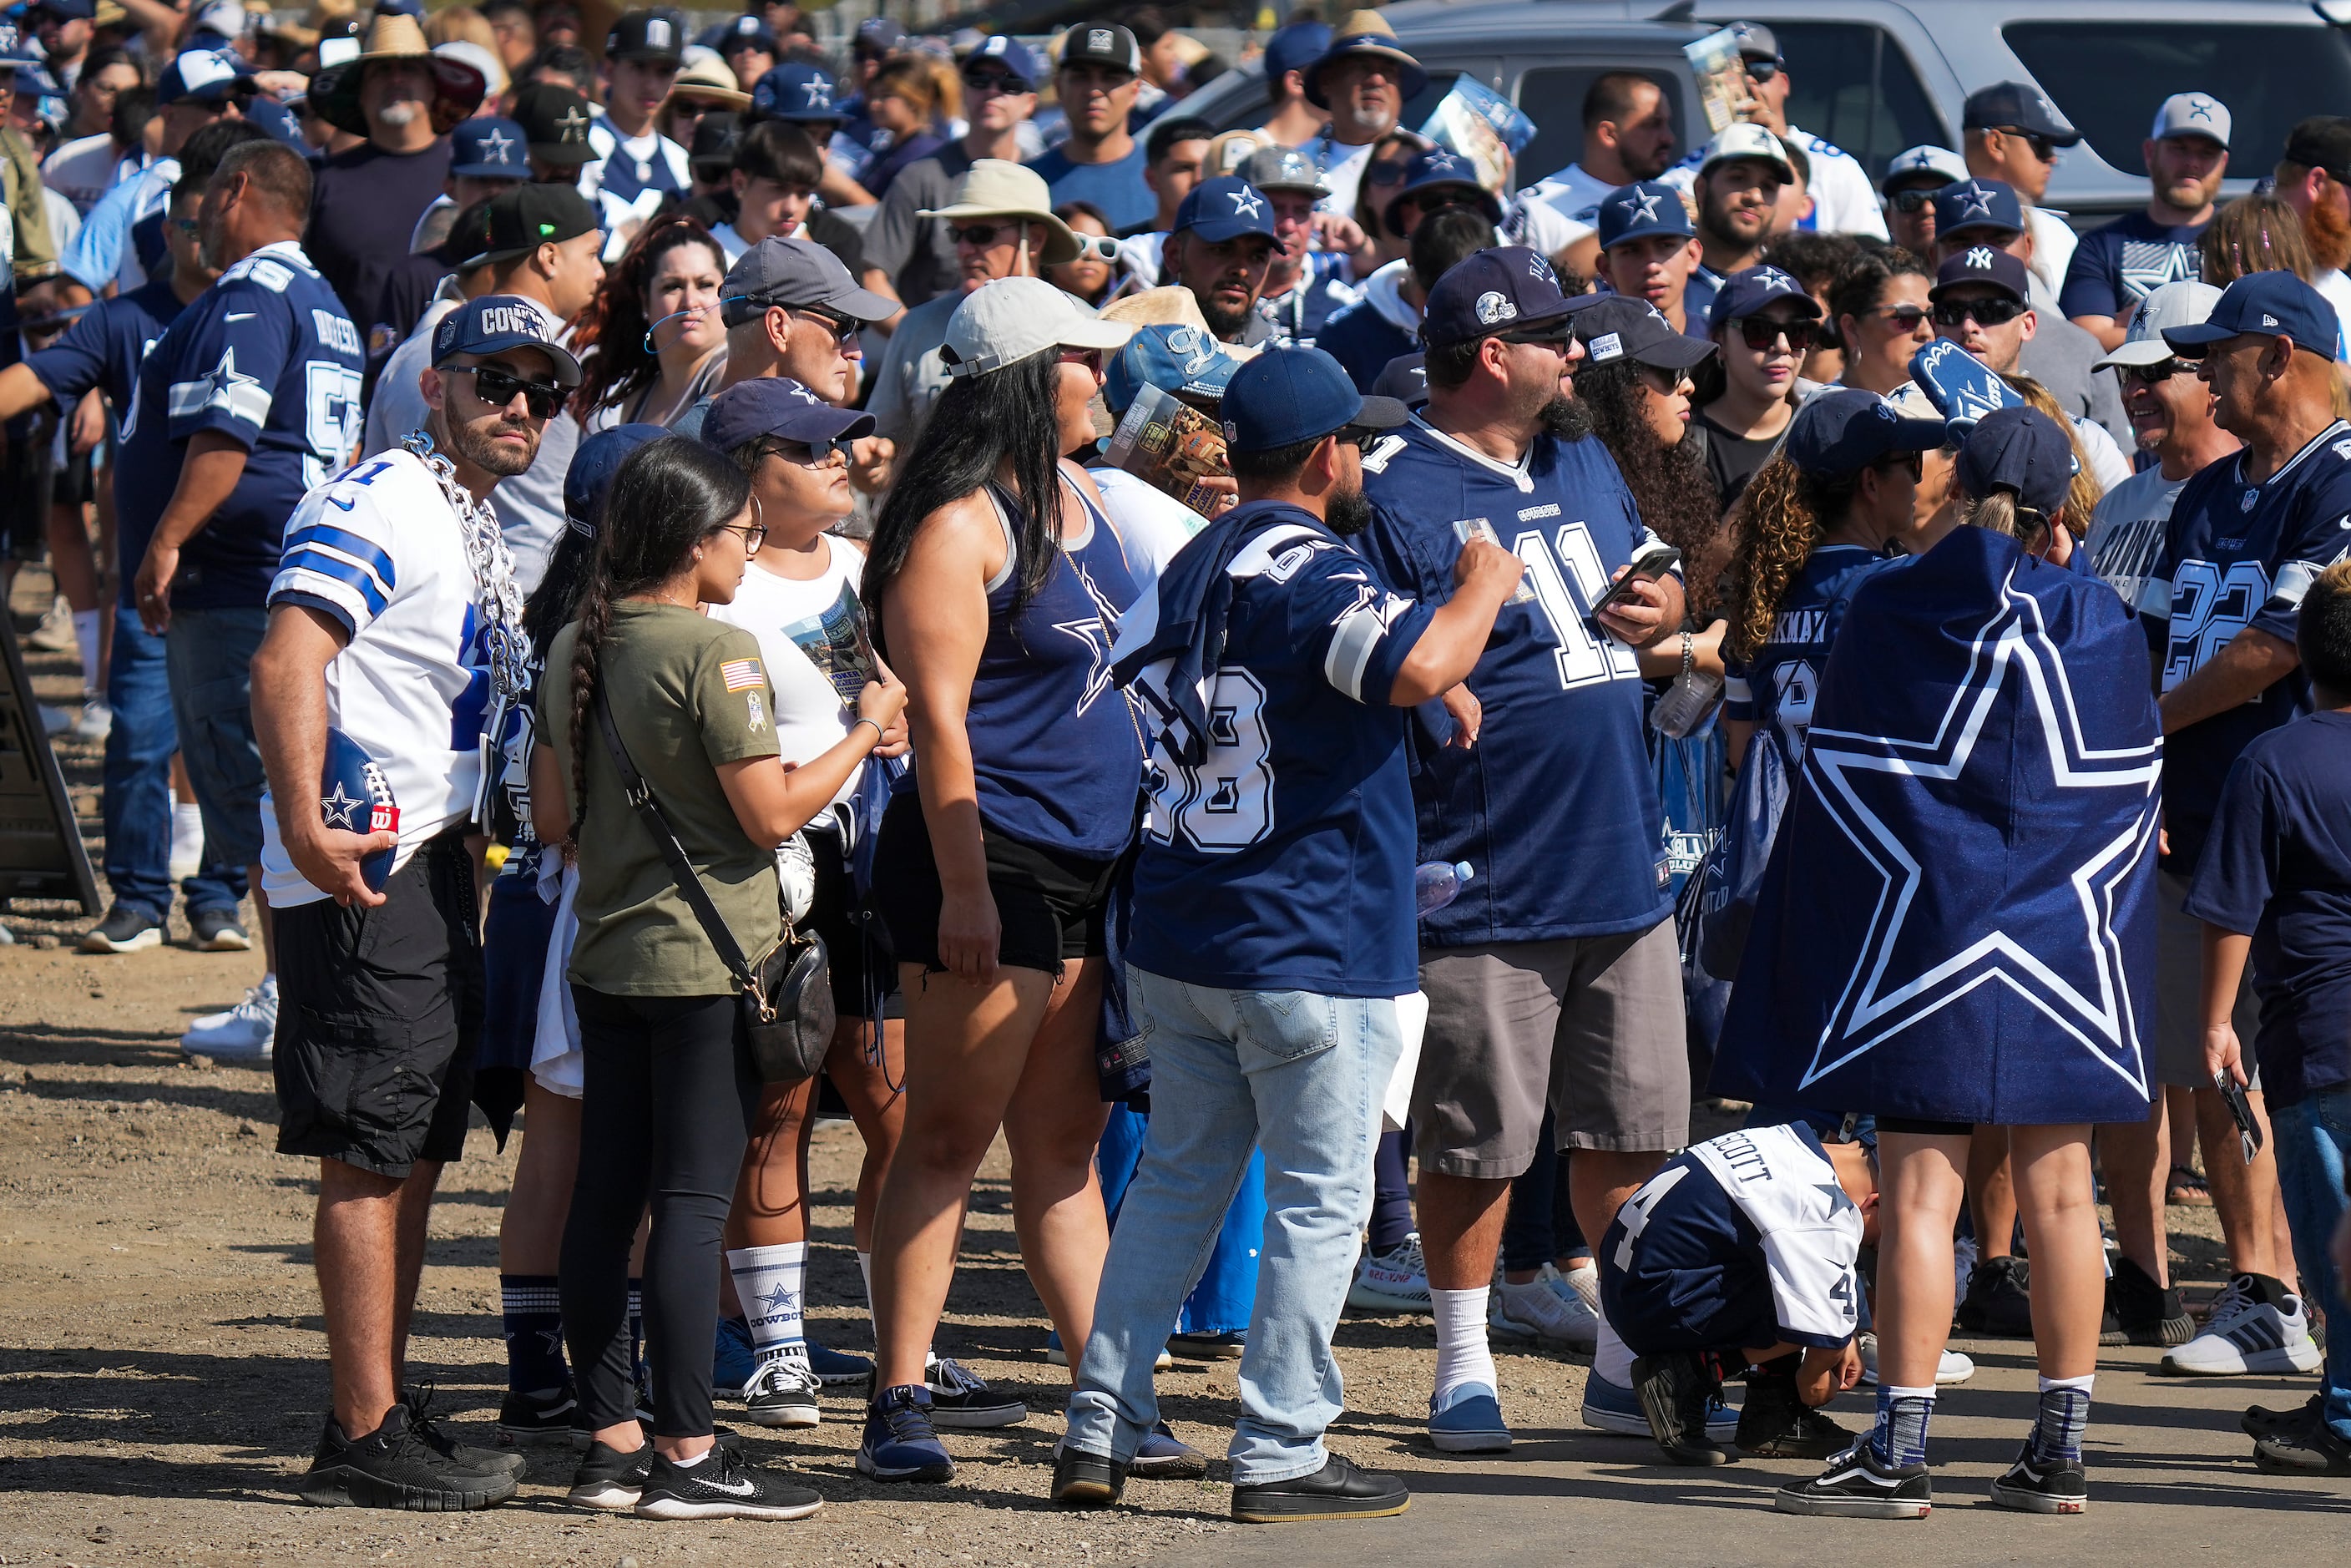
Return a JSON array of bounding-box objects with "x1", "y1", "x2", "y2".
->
[{"x1": 705, "y1": 534, "x2": 874, "y2": 812}]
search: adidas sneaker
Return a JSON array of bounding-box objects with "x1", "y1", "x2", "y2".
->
[
  {"x1": 1349, "y1": 1232, "x2": 1433, "y2": 1313},
  {"x1": 2161, "y1": 1273, "x2": 2323, "y2": 1376}
]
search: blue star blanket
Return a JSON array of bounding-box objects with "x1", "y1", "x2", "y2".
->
[{"x1": 1708, "y1": 527, "x2": 2161, "y2": 1126}]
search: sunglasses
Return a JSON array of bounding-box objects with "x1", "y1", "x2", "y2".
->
[
  {"x1": 765, "y1": 438, "x2": 853, "y2": 468},
  {"x1": 947, "y1": 221, "x2": 1024, "y2": 248},
  {"x1": 1874, "y1": 450, "x2": 1926, "y2": 480},
  {"x1": 1996, "y1": 127, "x2": 2061, "y2": 163},
  {"x1": 453, "y1": 364, "x2": 564, "y2": 417},
  {"x1": 962, "y1": 68, "x2": 1028, "y2": 94},
  {"x1": 1743, "y1": 58, "x2": 1781, "y2": 82},
  {"x1": 1737, "y1": 316, "x2": 1818, "y2": 352},
  {"x1": 789, "y1": 307, "x2": 859, "y2": 346},
  {"x1": 2119, "y1": 357, "x2": 2187, "y2": 387},
  {"x1": 1635, "y1": 362, "x2": 1695, "y2": 393},
  {"x1": 1334, "y1": 424, "x2": 1388, "y2": 453},
  {"x1": 1867, "y1": 303, "x2": 1930, "y2": 331},
  {"x1": 1058, "y1": 346, "x2": 1104, "y2": 372},
  {"x1": 1930, "y1": 296, "x2": 2027, "y2": 328},
  {"x1": 1888, "y1": 187, "x2": 1941, "y2": 214}
]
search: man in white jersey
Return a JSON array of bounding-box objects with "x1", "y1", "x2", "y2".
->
[
  {"x1": 1661, "y1": 25, "x2": 1883, "y2": 241},
  {"x1": 251, "y1": 295, "x2": 577, "y2": 1513},
  {"x1": 1505, "y1": 72, "x2": 1679, "y2": 266}
]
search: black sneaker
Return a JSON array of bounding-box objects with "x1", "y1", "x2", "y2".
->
[
  {"x1": 1631, "y1": 1352, "x2": 1733, "y2": 1466},
  {"x1": 634, "y1": 1444, "x2": 826, "y2": 1520},
  {"x1": 1231, "y1": 1454, "x2": 1408, "y2": 1523},
  {"x1": 297, "y1": 1404, "x2": 519, "y2": 1511},
  {"x1": 79, "y1": 903, "x2": 163, "y2": 954},
  {"x1": 1051, "y1": 1444, "x2": 1125, "y2": 1507},
  {"x1": 2102, "y1": 1257, "x2": 2193, "y2": 1347},
  {"x1": 189, "y1": 906, "x2": 250, "y2": 951},
  {"x1": 497, "y1": 1386, "x2": 589, "y2": 1449},
  {"x1": 1737, "y1": 1360, "x2": 1855, "y2": 1460},
  {"x1": 567, "y1": 1439, "x2": 654, "y2": 1512},
  {"x1": 923, "y1": 1356, "x2": 1025, "y2": 1429},
  {"x1": 743, "y1": 1355, "x2": 822, "y2": 1429},
  {"x1": 2252, "y1": 1421, "x2": 2351, "y2": 1476},
  {"x1": 1774, "y1": 1443, "x2": 1932, "y2": 1519},
  {"x1": 1956, "y1": 1256, "x2": 2035, "y2": 1338},
  {"x1": 1167, "y1": 1329, "x2": 1246, "y2": 1361},
  {"x1": 1990, "y1": 1442, "x2": 2090, "y2": 1513},
  {"x1": 402, "y1": 1385, "x2": 526, "y2": 1476},
  {"x1": 2242, "y1": 1393, "x2": 2325, "y2": 1441}
]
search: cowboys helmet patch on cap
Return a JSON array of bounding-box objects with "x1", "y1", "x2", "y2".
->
[{"x1": 1475, "y1": 291, "x2": 1516, "y2": 326}]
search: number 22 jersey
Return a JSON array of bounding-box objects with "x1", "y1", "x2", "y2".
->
[{"x1": 1359, "y1": 417, "x2": 1672, "y2": 943}]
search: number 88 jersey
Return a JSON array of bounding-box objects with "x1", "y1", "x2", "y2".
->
[{"x1": 1359, "y1": 417, "x2": 1675, "y2": 946}]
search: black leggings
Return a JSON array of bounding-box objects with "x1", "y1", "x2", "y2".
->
[{"x1": 559, "y1": 988, "x2": 760, "y2": 1439}]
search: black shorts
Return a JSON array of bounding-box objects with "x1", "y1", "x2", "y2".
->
[
  {"x1": 274, "y1": 831, "x2": 483, "y2": 1177},
  {"x1": 0, "y1": 420, "x2": 53, "y2": 561},
  {"x1": 52, "y1": 448, "x2": 92, "y2": 508},
  {"x1": 868, "y1": 791, "x2": 1117, "y2": 975},
  {"x1": 805, "y1": 822, "x2": 902, "y2": 1019}
]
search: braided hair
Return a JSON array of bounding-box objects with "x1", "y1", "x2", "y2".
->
[{"x1": 560, "y1": 436, "x2": 751, "y2": 845}]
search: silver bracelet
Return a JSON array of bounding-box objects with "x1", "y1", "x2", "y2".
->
[
  {"x1": 1680, "y1": 630, "x2": 1694, "y2": 679},
  {"x1": 852, "y1": 717, "x2": 884, "y2": 744}
]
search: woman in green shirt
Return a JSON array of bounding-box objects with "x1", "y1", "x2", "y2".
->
[{"x1": 530, "y1": 436, "x2": 904, "y2": 1521}]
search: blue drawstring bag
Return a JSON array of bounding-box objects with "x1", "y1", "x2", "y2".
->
[{"x1": 1695, "y1": 721, "x2": 1792, "y2": 983}]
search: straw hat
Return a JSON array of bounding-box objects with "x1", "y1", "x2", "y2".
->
[
  {"x1": 1304, "y1": 10, "x2": 1427, "y2": 109},
  {"x1": 669, "y1": 54, "x2": 750, "y2": 113},
  {"x1": 305, "y1": 10, "x2": 485, "y2": 135},
  {"x1": 1100, "y1": 286, "x2": 1208, "y2": 334},
  {"x1": 918, "y1": 159, "x2": 1083, "y2": 266}
]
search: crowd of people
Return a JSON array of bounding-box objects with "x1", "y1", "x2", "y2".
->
[{"x1": 13, "y1": 0, "x2": 2351, "y2": 1530}]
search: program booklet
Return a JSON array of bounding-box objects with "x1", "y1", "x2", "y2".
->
[
  {"x1": 1685, "y1": 27, "x2": 1756, "y2": 136},
  {"x1": 1104, "y1": 382, "x2": 1232, "y2": 519},
  {"x1": 1418, "y1": 74, "x2": 1535, "y2": 193},
  {"x1": 782, "y1": 579, "x2": 878, "y2": 709}
]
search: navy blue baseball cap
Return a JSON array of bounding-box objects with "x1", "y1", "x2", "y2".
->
[
  {"x1": 1422, "y1": 245, "x2": 1588, "y2": 348},
  {"x1": 1385, "y1": 148, "x2": 1501, "y2": 232},
  {"x1": 30, "y1": 0, "x2": 96, "y2": 20},
  {"x1": 701, "y1": 376, "x2": 875, "y2": 457},
  {"x1": 432, "y1": 294, "x2": 583, "y2": 386},
  {"x1": 1574, "y1": 294, "x2": 1716, "y2": 371},
  {"x1": 1956, "y1": 404, "x2": 2076, "y2": 517},
  {"x1": 1261, "y1": 19, "x2": 1332, "y2": 86},
  {"x1": 1707, "y1": 265, "x2": 1823, "y2": 331},
  {"x1": 2164, "y1": 269, "x2": 2342, "y2": 360},
  {"x1": 1221, "y1": 346, "x2": 1406, "y2": 454},
  {"x1": 450, "y1": 117, "x2": 530, "y2": 180},
  {"x1": 1596, "y1": 180, "x2": 1694, "y2": 250},
  {"x1": 753, "y1": 60, "x2": 839, "y2": 122},
  {"x1": 1932, "y1": 245, "x2": 2032, "y2": 306},
  {"x1": 963, "y1": 33, "x2": 1043, "y2": 89},
  {"x1": 565, "y1": 425, "x2": 668, "y2": 531},
  {"x1": 1960, "y1": 80, "x2": 2081, "y2": 147},
  {"x1": 1175, "y1": 176, "x2": 1277, "y2": 243},
  {"x1": 1786, "y1": 387, "x2": 1947, "y2": 478},
  {"x1": 717, "y1": 13, "x2": 777, "y2": 54},
  {"x1": 855, "y1": 17, "x2": 907, "y2": 56},
  {"x1": 1933, "y1": 178, "x2": 2025, "y2": 241}
]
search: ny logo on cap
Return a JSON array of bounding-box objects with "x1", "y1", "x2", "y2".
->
[
  {"x1": 1966, "y1": 245, "x2": 1995, "y2": 270},
  {"x1": 1227, "y1": 186, "x2": 1264, "y2": 219},
  {"x1": 1475, "y1": 290, "x2": 1517, "y2": 326},
  {"x1": 1622, "y1": 187, "x2": 1663, "y2": 223}
]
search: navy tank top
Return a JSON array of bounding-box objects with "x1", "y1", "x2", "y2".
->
[{"x1": 910, "y1": 468, "x2": 1145, "y2": 858}]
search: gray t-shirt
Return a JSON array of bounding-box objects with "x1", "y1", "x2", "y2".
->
[
  {"x1": 866, "y1": 289, "x2": 963, "y2": 448},
  {"x1": 2084, "y1": 462, "x2": 2187, "y2": 613},
  {"x1": 861, "y1": 143, "x2": 975, "y2": 310},
  {"x1": 2020, "y1": 305, "x2": 2133, "y2": 451}
]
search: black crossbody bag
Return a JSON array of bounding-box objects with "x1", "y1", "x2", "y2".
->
[{"x1": 593, "y1": 687, "x2": 834, "y2": 1083}]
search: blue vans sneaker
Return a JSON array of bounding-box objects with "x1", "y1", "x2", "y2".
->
[
  {"x1": 715, "y1": 1316, "x2": 756, "y2": 1397},
  {"x1": 806, "y1": 1337, "x2": 873, "y2": 1387},
  {"x1": 857, "y1": 1385, "x2": 954, "y2": 1484},
  {"x1": 1428, "y1": 1383, "x2": 1513, "y2": 1453},
  {"x1": 1584, "y1": 1371, "x2": 1737, "y2": 1443}
]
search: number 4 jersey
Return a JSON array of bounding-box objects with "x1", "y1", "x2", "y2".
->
[
  {"x1": 1360, "y1": 416, "x2": 1672, "y2": 943},
  {"x1": 2146, "y1": 418, "x2": 2351, "y2": 866}
]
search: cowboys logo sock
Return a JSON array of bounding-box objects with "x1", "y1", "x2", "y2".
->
[
  {"x1": 2030, "y1": 1373, "x2": 2093, "y2": 1464},
  {"x1": 498, "y1": 1273, "x2": 568, "y2": 1395},
  {"x1": 726, "y1": 1242, "x2": 810, "y2": 1371},
  {"x1": 1870, "y1": 1384, "x2": 1934, "y2": 1469}
]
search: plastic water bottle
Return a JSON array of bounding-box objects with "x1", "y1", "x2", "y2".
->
[{"x1": 1414, "y1": 859, "x2": 1474, "y2": 916}]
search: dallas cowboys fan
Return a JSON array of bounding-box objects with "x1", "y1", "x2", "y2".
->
[{"x1": 250, "y1": 294, "x2": 578, "y2": 1513}]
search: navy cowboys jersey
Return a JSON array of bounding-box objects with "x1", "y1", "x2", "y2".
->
[
  {"x1": 119, "y1": 240, "x2": 365, "y2": 612},
  {"x1": 1359, "y1": 416, "x2": 1673, "y2": 943},
  {"x1": 2146, "y1": 419, "x2": 2351, "y2": 864},
  {"x1": 1722, "y1": 544, "x2": 1895, "y2": 767}
]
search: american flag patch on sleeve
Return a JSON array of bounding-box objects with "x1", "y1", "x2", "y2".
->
[{"x1": 720, "y1": 657, "x2": 766, "y2": 691}]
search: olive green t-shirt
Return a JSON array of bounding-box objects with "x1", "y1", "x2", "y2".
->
[{"x1": 539, "y1": 602, "x2": 783, "y2": 996}]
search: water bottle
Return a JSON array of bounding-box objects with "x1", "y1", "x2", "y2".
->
[{"x1": 1414, "y1": 859, "x2": 1474, "y2": 916}]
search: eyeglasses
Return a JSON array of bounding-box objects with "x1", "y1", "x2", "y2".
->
[
  {"x1": 962, "y1": 68, "x2": 1028, "y2": 94},
  {"x1": 1888, "y1": 187, "x2": 1941, "y2": 214},
  {"x1": 789, "y1": 308, "x2": 860, "y2": 346},
  {"x1": 948, "y1": 222, "x2": 1021, "y2": 248},
  {"x1": 1930, "y1": 296, "x2": 2027, "y2": 328},
  {"x1": 2119, "y1": 357, "x2": 2187, "y2": 387},
  {"x1": 715, "y1": 519, "x2": 770, "y2": 551},
  {"x1": 1742, "y1": 58, "x2": 1782, "y2": 83},
  {"x1": 1737, "y1": 316, "x2": 1818, "y2": 352},
  {"x1": 1058, "y1": 346, "x2": 1104, "y2": 373},
  {"x1": 452, "y1": 364, "x2": 564, "y2": 417}
]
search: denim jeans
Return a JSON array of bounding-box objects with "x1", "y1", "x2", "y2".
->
[
  {"x1": 1064, "y1": 968, "x2": 1401, "y2": 1485},
  {"x1": 102, "y1": 616, "x2": 242, "y2": 918},
  {"x1": 2269, "y1": 1088, "x2": 2351, "y2": 1442},
  {"x1": 164, "y1": 606, "x2": 270, "y2": 873}
]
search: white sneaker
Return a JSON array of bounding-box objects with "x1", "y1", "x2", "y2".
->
[
  {"x1": 1495, "y1": 1274, "x2": 1598, "y2": 1350},
  {"x1": 180, "y1": 977, "x2": 278, "y2": 1060},
  {"x1": 1348, "y1": 1232, "x2": 1433, "y2": 1313},
  {"x1": 1546, "y1": 1261, "x2": 1600, "y2": 1316},
  {"x1": 1486, "y1": 1288, "x2": 1539, "y2": 1343},
  {"x1": 72, "y1": 701, "x2": 111, "y2": 742},
  {"x1": 2162, "y1": 1274, "x2": 2323, "y2": 1376},
  {"x1": 1952, "y1": 1235, "x2": 1980, "y2": 1306},
  {"x1": 1857, "y1": 1331, "x2": 1975, "y2": 1386},
  {"x1": 27, "y1": 594, "x2": 75, "y2": 652}
]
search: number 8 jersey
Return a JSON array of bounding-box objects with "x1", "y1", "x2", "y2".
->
[{"x1": 1359, "y1": 415, "x2": 1674, "y2": 943}]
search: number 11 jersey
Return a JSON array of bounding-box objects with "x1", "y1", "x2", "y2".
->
[{"x1": 1360, "y1": 416, "x2": 1671, "y2": 944}]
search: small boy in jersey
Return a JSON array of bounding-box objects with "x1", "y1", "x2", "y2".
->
[{"x1": 1599, "y1": 1117, "x2": 1878, "y2": 1465}]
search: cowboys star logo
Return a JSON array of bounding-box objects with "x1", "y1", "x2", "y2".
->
[
  {"x1": 1956, "y1": 184, "x2": 1996, "y2": 221},
  {"x1": 1623, "y1": 186, "x2": 1663, "y2": 224},
  {"x1": 1227, "y1": 186, "x2": 1265, "y2": 220},
  {"x1": 478, "y1": 127, "x2": 515, "y2": 163},
  {"x1": 320, "y1": 782, "x2": 362, "y2": 832}
]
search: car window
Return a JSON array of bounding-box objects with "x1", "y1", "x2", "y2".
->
[
  {"x1": 2005, "y1": 23, "x2": 2351, "y2": 177},
  {"x1": 1770, "y1": 22, "x2": 1943, "y2": 180},
  {"x1": 1512, "y1": 67, "x2": 1686, "y2": 187}
]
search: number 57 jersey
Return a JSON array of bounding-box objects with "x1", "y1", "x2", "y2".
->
[{"x1": 1359, "y1": 417, "x2": 1673, "y2": 946}]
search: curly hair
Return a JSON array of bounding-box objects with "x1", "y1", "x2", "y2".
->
[
  {"x1": 1571, "y1": 357, "x2": 1732, "y2": 618},
  {"x1": 569, "y1": 215, "x2": 726, "y2": 421},
  {"x1": 1721, "y1": 453, "x2": 1863, "y2": 662}
]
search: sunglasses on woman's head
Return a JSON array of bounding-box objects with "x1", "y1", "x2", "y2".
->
[
  {"x1": 453, "y1": 364, "x2": 565, "y2": 417},
  {"x1": 1737, "y1": 316, "x2": 1818, "y2": 352},
  {"x1": 1930, "y1": 296, "x2": 2027, "y2": 328}
]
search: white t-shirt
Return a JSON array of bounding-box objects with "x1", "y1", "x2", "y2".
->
[
  {"x1": 703, "y1": 537, "x2": 874, "y2": 810},
  {"x1": 1086, "y1": 465, "x2": 1203, "y2": 592},
  {"x1": 2085, "y1": 463, "x2": 2188, "y2": 609},
  {"x1": 1311, "y1": 134, "x2": 1375, "y2": 224},
  {"x1": 2025, "y1": 205, "x2": 2077, "y2": 305},
  {"x1": 259, "y1": 448, "x2": 491, "y2": 907},
  {"x1": 1504, "y1": 162, "x2": 1615, "y2": 259},
  {"x1": 2071, "y1": 412, "x2": 2134, "y2": 493},
  {"x1": 2315, "y1": 268, "x2": 2351, "y2": 362}
]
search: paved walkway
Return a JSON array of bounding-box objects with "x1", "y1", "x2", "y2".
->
[{"x1": 1144, "y1": 1342, "x2": 2351, "y2": 1566}]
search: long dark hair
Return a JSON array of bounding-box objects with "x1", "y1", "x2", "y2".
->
[
  {"x1": 1573, "y1": 357, "x2": 1732, "y2": 620},
  {"x1": 562, "y1": 436, "x2": 751, "y2": 844},
  {"x1": 521, "y1": 527, "x2": 594, "y2": 654},
  {"x1": 863, "y1": 350, "x2": 1065, "y2": 650},
  {"x1": 570, "y1": 215, "x2": 726, "y2": 419}
]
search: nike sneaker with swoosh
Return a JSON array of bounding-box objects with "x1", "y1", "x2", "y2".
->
[{"x1": 633, "y1": 1444, "x2": 825, "y2": 1520}]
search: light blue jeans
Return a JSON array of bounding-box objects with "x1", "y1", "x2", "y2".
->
[
  {"x1": 1064, "y1": 968, "x2": 1401, "y2": 1485},
  {"x1": 2270, "y1": 1088, "x2": 2351, "y2": 1442}
]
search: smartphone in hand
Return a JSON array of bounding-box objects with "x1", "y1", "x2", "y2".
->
[
  {"x1": 2213, "y1": 1070, "x2": 2264, "y2": 1166},
  {"x1": 1588, "y1": 543, "x2": 1682, "y2": 619}
]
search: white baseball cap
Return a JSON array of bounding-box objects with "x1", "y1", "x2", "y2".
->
[
  {"x1": 1880, "y1": 144, "x2": 1968, "y2": 196},
  {"x1": 1699, "y1": 121, "x2": 1793, "y2": 180},
  {"x1": 942, "y1": 276, "x2": 1133, "y2": 379},
  {"x1": 2151, "y1": 92, "x2": 2229, "y2": 150},
  {"x1": 2096, "y1": 279, "x2": 2225, "y2": 369}
]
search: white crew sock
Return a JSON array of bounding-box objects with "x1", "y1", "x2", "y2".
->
[
  {"x1": 1430, "y1": 1285, "x2": 1495, "y2": 1409},
  {"x1": 1594, "y1": 1307, "x2": 1636, "y2": 1388},
  {"x1": 670, "y1": 1447, "x2": 711, "y2": 1469},
  {"x1": 73, "y1": 610, "x2": 99, "y2": 698},
  {"x1": 725, "y1": 1242, "x2": 808, "y2": 1371},
  {"x1": 857, "y1": 1250, "x2": 873, "y2": 1318},
  {"x1": 171, "y1": 802, "x2": 204, "y2": 870}
]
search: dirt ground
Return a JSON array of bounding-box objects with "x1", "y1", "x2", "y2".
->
[{"x1": 0, "y1": 567, "x2": 2260, "y2": 1567}]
